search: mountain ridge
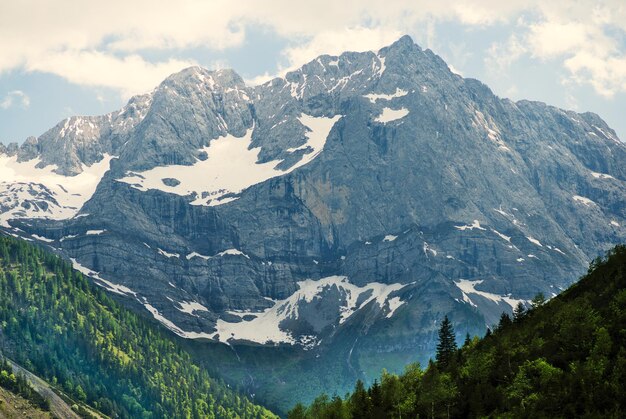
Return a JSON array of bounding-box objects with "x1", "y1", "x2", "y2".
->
[{"x1": 1, "y1": 34, "x2": 625, "y2": 410}]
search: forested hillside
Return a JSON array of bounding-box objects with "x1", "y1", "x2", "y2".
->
[
  {"x1": 0, "y1": 234, "x2": 276, "y2": 419},
  {"x1": 289, "y1": 245, "x2": 626, "y2": 418},
  {"x1": 0, "y1": 357, "x2": 50, "y2": 412}
]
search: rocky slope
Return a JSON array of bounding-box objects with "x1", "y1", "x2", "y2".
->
[{"x1": 1, "y1": 35, "x2": 625, "y2": 405}]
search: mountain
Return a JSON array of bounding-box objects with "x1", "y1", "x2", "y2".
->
[
  {"x1": 0, "y1": 35, "x2": 625, "y2": 409},
  {"x1": 0, "y1": 234, "x2": 276, "y2": 418},
  {"x1": 288, "y1": 244, "x2": 626, "y2": 418}
]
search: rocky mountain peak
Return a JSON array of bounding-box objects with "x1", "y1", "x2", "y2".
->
[
  {"x1": 159, "y1": 66, "x2": 247, "y2": 96},
  {"x1": 1, "y1": 39, "x2": 625, "y2": 407},
  {"x1": 389, "y1": 34, "x2": 418, "y2": 50}
]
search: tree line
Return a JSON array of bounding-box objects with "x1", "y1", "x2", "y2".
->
[
  {"x1": 0, "y1": 234, "x2": 276, "y2": 418},
  {"x1": 288, "y1": 245, "x2": 626, "y2": 418}
]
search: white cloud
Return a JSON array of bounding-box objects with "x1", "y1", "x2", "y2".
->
[
  {"x1": 0, "y1": 90, "x2": 30, "y2": 110},
  {"x1": 0, "y1": 1, "x2": 624, "y2": 98},
  {"x1": 526, "y1": 21, "x2": 592, "y2": 58},
  {"x1": 564, "y1": 52, "x2": 626, "y2": 98},
  {"x1": 486, "y1": 35, "x2": 527, "y2": 73},
  {"x1": 484, "y1": 2, "x2": 626, "y2": 97},
  {"x1": 245, "y1": 72, "x2": 276, "y2": 87},
  {"x1": 26, "y1": 51, "x2": 196, "y2": 99},
  {"x1": 280, "y1": 27, "x2": 402, "y2": 72}
]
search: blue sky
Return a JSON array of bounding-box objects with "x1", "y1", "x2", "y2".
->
[{"x1": 1, "y1": 1, "x2": 625, "y2": 143}]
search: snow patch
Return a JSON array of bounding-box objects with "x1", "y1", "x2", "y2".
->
[
  {"x1": 158, "y1": 248, "x2": 180, "y2": 259},
  {"x1": 177, "y1": 301, "x2": 209, "y2": 315},
  {"x1": 493, "y1": 207, "x2": 512, "y2": 217},
  {"x1": 363, "y1": 88, "x2": 408, "y2": 103},
  {"x1": 386, "y1": 297, "x2": 405, "y2": 318},
  {"x1": 32, "y1": 234, "x2": 54, "y2": 243},
  {"x1": 491, "y1": 229, "x2": 511, "y2": 242},
  {"x1": 383, "y1": 235, "x2": 397, "y2": 242},
  {"x1": 376, "y1": 54, "x2": 386, "y2": 77},
  {"x1": 573, "y1": 195, "x2": 595, "y2": 206},
  {"x1": 86, "y1": 230, "x2": 106, "y2": 236},
  {"x1": 526, "y1": 236, "x2": 543, "y2": 247},
  {"x1": 455, "y1": 220, "x2": 486, "y2": 231},
  {"x1": 217, "y1": 249, "x2": 250, "y2": 259},
  {"x1": 0, "y1": 154, "x2": 114, "y2": 225},
  {"x1": 591, "y1": 171, "x2": 615, "y2": 180},
  {"x1": 186, "y1": 252, "x2": 211, "y2": 260},
  {"x1": 593, "y1": 125, "x2": 621, "y2": 143},
  {"x1": 70, "y1": 258, "x2": 136, "y2": 296},
  {"x1": 213, "y1": 276, "x2": 408, "y2": 345},
  {"x1": 423, "y1": 242, "x2": 437, "y2": 257},
  {"x1": 454, "y1": 279, "x2": 524, "y2": 309},
  {"x1": 117, "y1": 115, "x2": 341, "y2": 206},
  {"x1": 143, "y1": 302, "x2": 193, "y2": 337},
  {"x1": 375, "y1": 107, "x2": 409, "y2": 123}
]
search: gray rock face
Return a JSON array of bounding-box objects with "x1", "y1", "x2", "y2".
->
[
  {"x1": 15, "y1": 93, "x2": 152, "y2": 175},
  {"x1": 2, "y1": 34, "x2": 625, "y2": 406}
]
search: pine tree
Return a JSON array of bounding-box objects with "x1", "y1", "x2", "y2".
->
[
  {"x1": 369, "y1": 379, "x2": 384, "y2": 417},
  {"x1": 463, "y1": 333, "x2": 472, "y2": 347},
  {"x1": 350, "y1": 379, "x2": 371, "y2": 419},
  {"x1": 436, "y1": 315, "x2": 457, "y2": 368},
  {"x1": 513, "y1": 302, "x2": 526, "y2": 321},
  {"x1": 531, "y1": 292, "x2": 546, "y2": 309},
  {"x1": 498, "y1": 312, "x2": 512, "y2": 329}
]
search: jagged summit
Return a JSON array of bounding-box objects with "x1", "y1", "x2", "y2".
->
[
  {"x1": 5, "y1": 35, "x2": 620, "y2": 177},
  {"x1": 160, "y1": 66, "x2": 247, "y2": 91},
  {"x1": 382, "y1": 33, "x2": 422, "y2": 54}
]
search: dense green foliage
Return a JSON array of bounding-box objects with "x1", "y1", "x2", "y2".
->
[
  {"x1": 289, "y1": 245, "x2": 626, "y2": 418},
  {"x1": 0, "y1": 234, "x2": 276, "y2": 419},
  {"x1": 0, "y1": 357, "x2": 50, "y2": 410}
]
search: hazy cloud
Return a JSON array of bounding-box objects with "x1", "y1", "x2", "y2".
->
[
  {"x1": 0, "y1": 90, "x2": 30, "y2": 110},
  {"x1": 484, "y1": 2, "x2": 626, "y2": 97},
  {"x1": 0, "y1": 1, "x2": 624, "y2": 97},
  {"x1": 25, "y1": 50, "x2": 196, "y2": 99}
]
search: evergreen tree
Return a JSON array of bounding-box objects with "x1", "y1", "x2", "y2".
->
[
  {"x1": 531, "y1": 292, "x2": 546, "y2": 309},
  {"x1": 286, "y1": 403, "x2": 306, "y2": 419},
  {"x1": 436, "y1": 315, "x2": 457, "y2": 368},
  {"x1": 350, "y1": 379, "x2": 371, "y2": 419},
  {"x1": 463, "y1": 333, "x2": 472, "y2": 347},
  {"x1": 513, "y1": 302, "x2": 526, "y2": 321},
  {"x1": 498, "y1": 312, "x2": 512, "y2": 329},
  {"x1": 368, "y1": 379, "x2": 384, "y2": 418}
]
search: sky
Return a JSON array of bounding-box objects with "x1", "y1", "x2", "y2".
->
[{"x1": 1, "y1": 1, "x2": 625, "y2": 144}]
